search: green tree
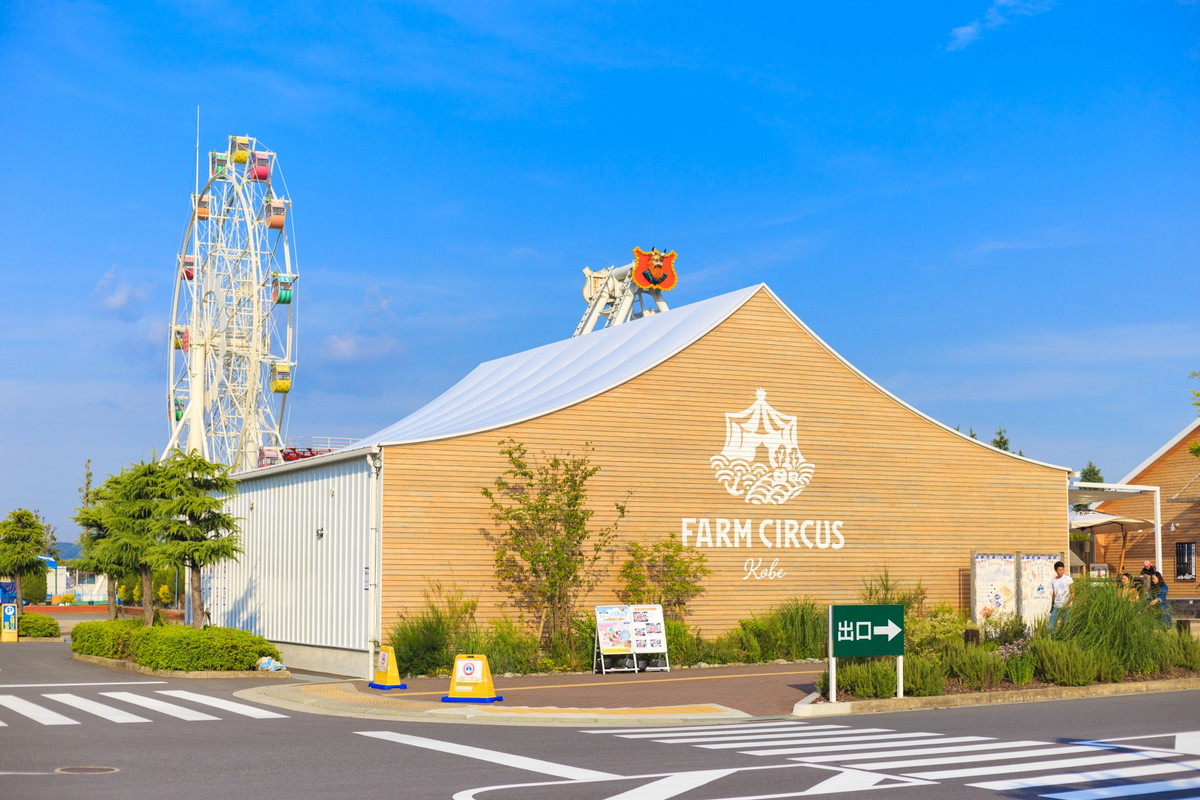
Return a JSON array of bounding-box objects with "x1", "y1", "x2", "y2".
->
[
  {"x1": 73, "y1": 461, "x2": 123, "y2": 620},
  {"x1": 482, "y1": 440, "x2": 627, "y2": 648},
  {"x1": 89, "y1": 461, "x2": 171, "y2": 626},
  {"x1": 152, "y1": 450, "x2": 242, "y2": 628},
  {"x1": 618, "y1": 533, "x2": 711, "y2": 621},
  {"x1": 991, "y1": 427, "x2": 1010, "y2": 452},
  {"x1": 1073, "y1": 460, "x2": 1105, "y2": 513},
  {"x1": 0, "y1": 509, "x2": 51, "y2": 616}
]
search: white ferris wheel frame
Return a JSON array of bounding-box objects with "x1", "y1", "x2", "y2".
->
[{"x1": 165, "y1": 134, "x2": 297, "y2": 472}]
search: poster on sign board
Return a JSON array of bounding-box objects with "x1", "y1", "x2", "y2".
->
[
  {"x1": 629, "y1": 604, "x2": 667, "y2": 654},
  {"x1": 595, "y1": 605, "x2": 633, "y2": 654}
]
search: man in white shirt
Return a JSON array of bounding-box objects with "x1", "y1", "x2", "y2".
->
[{"x1": 1049, "y1": 560, "x2": 1073, "y2": 634}]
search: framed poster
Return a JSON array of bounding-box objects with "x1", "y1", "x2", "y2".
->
[
  {"x1": 972, "y1": 553, "x2": 1017, "y2": 621},
  {"x1": 595, "y1": 605, "x2": 633, "y2": 655},
  {"x1": 629, "y1": 604, "x2": 667, "y2": 653}
]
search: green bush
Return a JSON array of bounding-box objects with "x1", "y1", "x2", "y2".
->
[
  {"x1": 906, "y1": 603, "x2": 969, "y2": 660},
  {"x1": 1004, "y1": 652, "x2": 1036, "y2": 686},
  {"x1": 981, "y1": 612, "x2": 1028, "y2": 646},
  {"x1": 664, "y1": 618, "x2": 705, "y2": 665},
  {"x1": 18, "y1": 612, "x2": 60, "y2": 637},
  {"x1": 1032, "y1": 638, "x2": 1098, "y2": 686},
  {"x1": 1094, "y1": 649, "x2": 1126, "y2": 683},
  {"x1": 70, "y1": 619, "x2": 145, "y2": 659},
  {"x1": 386, "y1": 583, "x2": 478, "y2": 676},
  {"x1": 821, "y1": 659, "x2": 897, "y2": 699},
  {"x1": 1166, "y1": 629, "x2": 1200, "y2": 670},
  {"x1": 1054, "y1": 580, "x2": 1164, "y2": 675},
  {"x1": 903, "y1": 654, "x2": 945, "y2": 696},
  {"x1": 859, "y1": 567, "x2": 926, "y2": 614},
  {"x1": 130, "y1": 626, "x2": 280, "y2": 671},
  {"x1": 773, "y1": 598, "x2": 827, "y2": 659},
  {"x1": 943, "y1": 642, "x2": 1002, "y2": 690}
]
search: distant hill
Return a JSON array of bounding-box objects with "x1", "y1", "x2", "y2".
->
[{"x1": 55, "y1": 541, "x2": 82, "y2": 560}]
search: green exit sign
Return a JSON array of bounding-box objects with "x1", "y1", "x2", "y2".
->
[{"x1": 829, "y1": 604, "x2": 905, "y2": 657}]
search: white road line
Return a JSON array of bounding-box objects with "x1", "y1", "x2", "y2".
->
[
  {"x1": 905, "y1": 751, "x2": 1154, "y2": 779},
  {"x1": 970, "y1": 757, "x2": 1200, "y2": 790},
  {"x1": 601, "y1": 769, "x2": 740, "y2": 800},
  {"x1": 156, "y1": 690, "x2": 288, "y2": 719},
  {"x1": 654, "y1": 725, "x2": 861, "y2": 744},
  {"x1": 715, "y1": 731, "x2": 941, "y2": 751},
  {"x1": 100, "y1": 692, "x2": 220, "y2": 721},
  {"x1": 778, "y1": 736, "x2": 991, "y2": 757},
  {"x1": 589, "y1": 721, "x2": 811, "y2": 735},
  {"x1": 43, "y1": 693, "x2": 149, "y2": 723},
  {"x1": 356, "y1": 731, "x2": 618, "y2": 780},
  {"x1": 853, "y1": 744, "x2": 1097, "y2": 770},
  {"x1": 1043, "y1": 775, "x2": 1200, "y2": 799},
  {"x1": 0, "y1": 695, "x2": 78, "y2": 725},
  {"x1": 0, "y1": 681, "x2": 167, "y2": 689},
  {"x1": 797, "y1": 739, "x2": 1048, "y2": 763}
]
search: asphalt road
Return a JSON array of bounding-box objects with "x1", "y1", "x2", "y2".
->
[{"x1": 3, "y1": 642, "x2": 1200, "y2": 800}]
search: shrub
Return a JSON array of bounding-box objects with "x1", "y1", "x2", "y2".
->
[
  {"x1": 943, "y1": 642, "x2": 1002, "y2": 690},
  {"x1": 387, "y1": 583, "x2": 478, "y2": 676},
  {"x1": 773, "y1": 598, "x2": 827, "y2": 659},
  {"x1": 1054, "y1": 580, "x2": 1164, "y2": 676},
  {"x1": 822, "y1": 659, "x2": 897, "y2": 699},
  {"x1": 18, "y1": 612, "x2": 60, "y2": 638},
  {"x1": 664, "y1": 618, "x2": 704, "y2": 665},
  {"x1": 906, "y1": 603, "x2": 970, "y2": 660},
  {"x1": 130, "y1": 626, "x2": 280, "y2": 671},
  {"x1": 859, "y1": 567, "x2": 926, "y2": 615},
  {"x1": 70, "y1": 619, "x2": 144, "y2": 659},
  {"x1": 1004, "y1": 652, "x2": 1036, "y2": 685},
  {"x1": 903, "y1": 655, "x2": 945, "y2": 696},
  {"x1": 1166, "y1": 629, "x2": 1200, "y2": 671},
  {"x1": 981, "y1": 612, "x2": 1028, "y2": 646},
  {"x1": 1032, "y1": 638, "x2": 1098, "y2": 686},
  {"x1": 60, "y1": 593, "x2": 75, "y2": 605}
]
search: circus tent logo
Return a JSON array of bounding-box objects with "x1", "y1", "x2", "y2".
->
[{"x1": 710, "y1": 389, "x2": 816, "y2": 504}]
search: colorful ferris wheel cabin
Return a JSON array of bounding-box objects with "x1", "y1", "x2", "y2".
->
[
  {"x1": 195, "y1": 194, "x2": 210, "y2": 220},
  {"x1": 271, "y1": 275, "x2": 295, "y2": 304},
  {"x1": 172, "y1": 326, "x2": 189, "y2": 352},
  {"x1": 179, "y1": 254, "x2": 195, "y2": 280},
  {"x1": 269, "y1": 363, "x2": 292, "y2": 393},
  {"x1": 230, "y1": 136, "x2": 251, "y2": 164},
  {"x1": 209, "y1": 152, "x2": 228, "y2": 180},
  {"x1": 264, "y1": 198, "x2": 287, "y2": 230},
  {"x1": 250, "y1": 151, "x2": 271, "y2": 181}
]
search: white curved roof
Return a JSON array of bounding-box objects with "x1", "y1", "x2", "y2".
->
[{"x1": 349, "y1": 284, "x2": 763, "y2": 448}]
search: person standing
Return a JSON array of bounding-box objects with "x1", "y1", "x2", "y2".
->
[
  {"x1": 1049, "y1": 560, "x2": 1074, "y2": 634},
  {"x1": 1148, "y1": 570, "x2": 1172, "y2": 627}
]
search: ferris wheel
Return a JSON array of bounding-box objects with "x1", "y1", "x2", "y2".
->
[{"x1": 165, "y1": 134, "x2": 297, "y2": 472}]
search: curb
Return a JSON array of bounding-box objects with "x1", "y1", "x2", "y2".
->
[
  {"x1": 792, "y1": 677, "x2": 1200, "y2": 716},
  {"x1": 73, "y1": 653, "x2": 292, "y2": 680},
  {"x1": 15, "y1": 637, "x2": 67, "y2": 643}
]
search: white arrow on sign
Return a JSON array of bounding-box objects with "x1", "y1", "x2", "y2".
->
[{"x1": 873, "y1": 619, "x2": 901, "y2": 641}]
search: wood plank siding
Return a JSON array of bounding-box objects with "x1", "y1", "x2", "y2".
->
[
  {"x1": 379, "y1": 289, "x2": 1069, "y2": 635},
  {"x1": 1095, "y1": 426, "x2": 1200, "y2": 585}
]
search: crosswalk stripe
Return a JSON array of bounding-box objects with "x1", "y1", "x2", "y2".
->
[
  {"x1": 100, "y1": 692, "x2": 220, "y2": 721},
  {"x1": 156, "y1": 690, "x2": 288, "y2": 719},
  {"x1": 1042, "y1": 775, "x2": 1200, "y2": 799},
  {"x1": 970, "y1": 757, "x2": 1200, "y2": 791},
  {"x1": 657, "y1": 725, "x2": 870, "y2": 744},
  {"x1": 796, "y1": 739, "x2": 1045, "y2": 763},
  {"x1": 905, "y1": 751, "x2": 1154, "y2": 779},
  {"x1": 0, "y1": 695, "x2": 78, "y2": 725},
  {"x1": 590, "y1": 721, "x2": 809, "y2": 735},
  {"x1": 775, "y1": 736, "x2": 991, "y2": 757},
  {"x1": 853, "y1": 744, "x2": 1097, "y2": 770},
  {"x1": 43, "y1": 693, "x2": 149, "y2": 723},
  {"x1": 725, "y1": 731, "x2": 944, "y2": 753}
]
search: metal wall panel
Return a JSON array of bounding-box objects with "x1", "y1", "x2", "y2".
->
[{"x1": 208, "y1": 454, "x2": 376, "y2": 653}]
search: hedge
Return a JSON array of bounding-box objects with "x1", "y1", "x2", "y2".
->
[
  {"x1": 18, "y1": 612, "x2": 60, "y2": 638},
  {"x1": 72, "y1": 620, "x2": 280, "y2": 671}
]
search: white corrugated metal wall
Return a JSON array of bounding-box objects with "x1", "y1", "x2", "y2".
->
[{"x1": 207, "y1": 449, "x2": 380, "y2": 674}]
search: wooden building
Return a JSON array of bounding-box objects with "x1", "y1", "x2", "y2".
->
[
  {"x1": 1094, "y1": 419, "x2": 1200, "y2": 585},
  {"x1": 214, "y1": 284, "x2": 1072, "y2": 676}
]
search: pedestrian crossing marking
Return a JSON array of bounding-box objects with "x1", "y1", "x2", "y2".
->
[
  {"x1": 970, "y1": 757, "x2": 1200, "y2": 791},
  {"x1": 0, "y1": 695, "x2": 79, "y2": 725},
  {"x1": 852, "y1": 744, "x2": 1097, "y2": 770},
  {"x1": 100, "y1": 691, "x2": 220, "y2": 721},
  {"x1": 156, "y1": 690, "x2": 288, "y2": 719},
  {"x1": 43, "y1": 693, "x2": 150, "y2": 723},
  {"x1": 0, "y1": 689, "x2": 287, "y2": 726},
  {"x1": 796, "y1": 738, "x2": 1046, "y2": 762},
  {"x1": 648, "y1": 724, "x2": 853, "y2": 743},
  {"x1": 905, "y1": 750, "x2": 1155, "y2": 780}
]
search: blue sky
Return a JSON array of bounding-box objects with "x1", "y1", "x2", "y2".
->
[{"x1": 2, "y1": 1, "x2": 1198, "y2": 542}]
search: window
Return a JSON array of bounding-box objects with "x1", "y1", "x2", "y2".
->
[{"x1": 1177, "y1": 542, "x2": 1197, "y2": 581}]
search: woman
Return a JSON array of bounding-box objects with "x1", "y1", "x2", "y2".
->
[
  {"x1": 1118, "y1": 572, "x2": 1137, "y2": 600},
  {"x1": 1147, "y1": 571, "x2": 1172, "y2": 626}
]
